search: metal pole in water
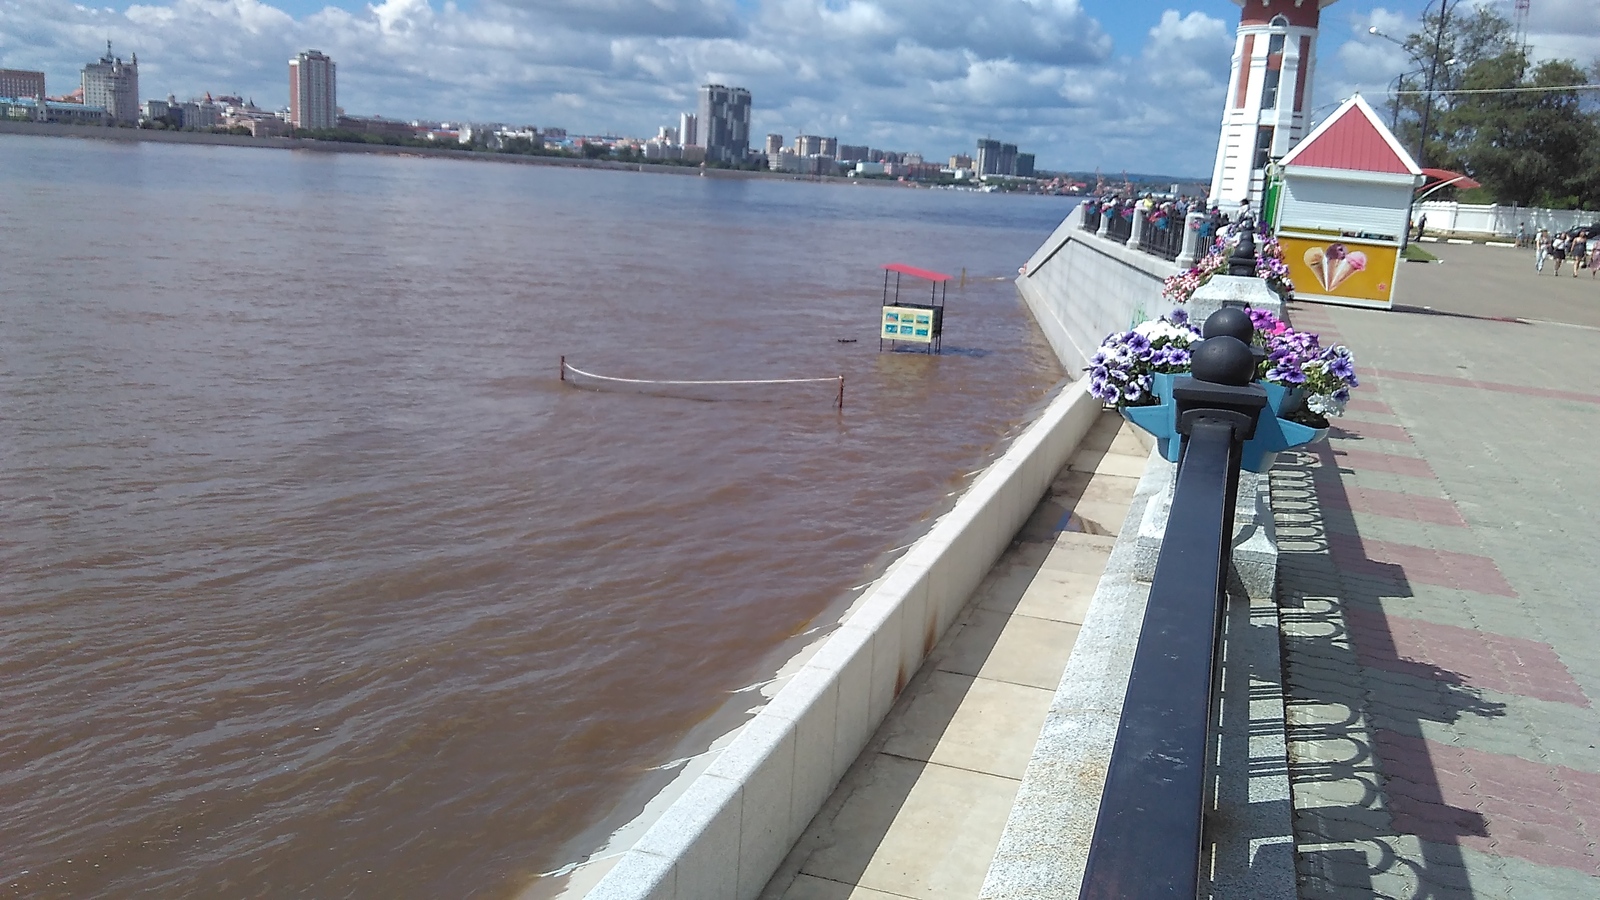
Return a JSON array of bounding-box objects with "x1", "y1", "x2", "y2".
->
[
  {"x1": 560, "y1": 356, "x2": 565, "y2": 382},
  {"x1": 837, "y1": 375, "x2": 845, "y2": 409}
]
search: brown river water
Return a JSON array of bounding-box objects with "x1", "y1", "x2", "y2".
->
[{"x1": 0, "y1": 135, "x2": 1073, "y2": 898}]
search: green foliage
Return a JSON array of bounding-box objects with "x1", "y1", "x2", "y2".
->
[
  {"x1": 1390, "y1": 4, "x2": 1600, "y2": 208},
  {"x1": 295, "y1": 127, "x2": 435, "y2": 148}
]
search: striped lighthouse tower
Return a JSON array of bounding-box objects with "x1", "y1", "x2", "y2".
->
[{"x1": 1210, "y1": 0, "x2": 1341, "y2": 210}]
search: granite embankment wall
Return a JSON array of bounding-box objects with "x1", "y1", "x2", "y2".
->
[
  {"x1": 584, "y1": 378, "x2": 1105, "y2": 900},
  {"x1": 581, "y1": 206, "x2": 1193, "y2": 899},
  {"x1": 1016, "y1": 205, "x2": 1179, "y2": 375}
]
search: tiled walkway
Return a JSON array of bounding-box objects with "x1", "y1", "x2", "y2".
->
[
  {"x1": 758, "y1": 413, "x2": 1148, "y2": 900},
  {"x1": 1275, "y1": 254, "x2": 1600, "y2": 899}
]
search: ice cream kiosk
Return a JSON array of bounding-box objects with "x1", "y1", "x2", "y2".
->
[{"x1": 1272, "y1": 94, "x2": 1424, "y2": 310}]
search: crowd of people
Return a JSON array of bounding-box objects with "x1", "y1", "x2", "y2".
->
[
  {"x1": 1532, "y1": 226, "x2": 1600, "y2": 278},
  {"x1": 1087, "y1": 194, "x2": 1256, "y2": 243}
]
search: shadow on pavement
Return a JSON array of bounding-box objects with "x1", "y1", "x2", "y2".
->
[{"x1": 1271, "y1": 448, "x2": 1507, "y2": 897}]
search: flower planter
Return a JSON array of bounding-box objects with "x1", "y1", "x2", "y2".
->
[
  {"x1": 1118, "y1": 376, "x2": 1329, "y2": 473},
  {"x1": 1262, "y1": 381, "x2": 1306, "y2": 417}
]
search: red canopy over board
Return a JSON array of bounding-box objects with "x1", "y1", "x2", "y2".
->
[
  {"x1": 883, "y1": 262, "x2": 952, "y2": 283},
  {"x1": 1420, "y1": 168, "x2": 1482, "y2": 191}
]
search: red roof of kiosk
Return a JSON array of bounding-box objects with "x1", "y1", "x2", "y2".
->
[
  {"x1": 883, "y1": 262, "x2": 952, "y2": 283},
  {"x1": 1281, "y1": 95, "x2": 1421, "y2": 176}
]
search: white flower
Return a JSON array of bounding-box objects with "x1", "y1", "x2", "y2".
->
[{"x1": 1306, "y1": 393, "x2": 1346, "y2": 417}]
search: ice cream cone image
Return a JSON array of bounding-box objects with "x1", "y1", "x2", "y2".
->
[
  {"x1": 1323, "y1": 244, "x2": 1347, "y2": 292},
  {"x1": 1303, "y1": 247, "x2": 1326, "y2": 289},
  {"x1": 1329, "y1": 251, "x2": 1368, "y2": 291}
]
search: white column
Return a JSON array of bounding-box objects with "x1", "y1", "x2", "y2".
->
[
  {"x1": 1097, "y1": 207, "x2": 1112, "y2": 239},
  {"x1": 1175, "y1": 212, "x2": 1206, "y2": 268},
  {"x1": 1126, "y1": 209, "x2": 1145, "y2": 250}
]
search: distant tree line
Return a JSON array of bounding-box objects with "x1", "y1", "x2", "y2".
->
[{"x1": 1389, "y1": 5, "x2": 1599, "y2": 208}]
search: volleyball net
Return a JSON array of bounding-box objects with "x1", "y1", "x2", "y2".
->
[{"x1": 560, "y1": 358, "x2": 845, "y2": 408}]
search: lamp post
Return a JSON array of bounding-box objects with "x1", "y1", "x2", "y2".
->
[{"x1": 1370, "y1": 0, "x2": 1460, "y2": 168}]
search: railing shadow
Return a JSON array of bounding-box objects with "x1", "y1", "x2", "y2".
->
[{"x1": 1272, "y1": 448, "x2": 1508, "y2": 896}]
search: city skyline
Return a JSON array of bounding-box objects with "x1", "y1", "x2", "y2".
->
[{"x1": 1, "y1": 1, "x2": 1595, "y2": 173}]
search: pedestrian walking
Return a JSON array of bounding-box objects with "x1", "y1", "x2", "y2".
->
[
  {"x1": 1415, "y1": 214, "x2": 1428, "y2": 241},
  {"x1": 1572, "y1": 231, "x2": 1589, "y2": 278},
  {"x1": 1589, "y1": 236, "x2": 1600, "y2": 279},
  {"x1": 1535, "y1": 228, "x2": 1550, "y2": 272},
  {"x1": 1550, "y1": 231, "x2": 1569, "y2": 275},
  {"x1": 1517, "y1": 222, "x2": 1527, "y2": 247}
]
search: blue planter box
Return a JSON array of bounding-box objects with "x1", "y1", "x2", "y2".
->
[{"x1": 1118, "y1": 374, "x2": 1327, "y2": 473}]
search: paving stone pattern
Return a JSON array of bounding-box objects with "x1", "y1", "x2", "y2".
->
[{"x1": 1275, "y1": 274, "x2": 1600, "y2": 899}]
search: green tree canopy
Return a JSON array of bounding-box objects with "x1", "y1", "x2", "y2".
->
[{"x1": 1388, "y1": 4, "x2": 1599, "y2": 208}]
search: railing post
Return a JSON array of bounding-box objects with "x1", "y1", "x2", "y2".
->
[
  {"x1": 1126, "y1": 207, "x2": 1144, "y2": 250},
  {"x1": 1175, "y1": 211, "x2": 1205, "y2": 268},
  {"x1": 1097, "y1": 204, "x2": 1113, "y2": 238},
  {"x1": 1079, "y1": 311, "x2": 1269, "y2": 900}
]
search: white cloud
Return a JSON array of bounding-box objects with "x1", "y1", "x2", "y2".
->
[{"x1": 0, "y1": 0, "x2": 1247, "y2": 174}]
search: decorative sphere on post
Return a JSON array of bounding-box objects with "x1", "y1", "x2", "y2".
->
[
  {"x1": 1228, "y1": 230, "x2": 1257, "y2": 277},
  {"x1": 1202, "y1": 307, "x2": 1254, "y2": 343},
  {"x1": 1190, "y1": 336, "x2": 1256, "y2": 386}
]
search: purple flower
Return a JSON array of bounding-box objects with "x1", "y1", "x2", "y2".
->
[
  {"x1": 1328, "y1": 357, "x2": 1355, "y2": 380},
  {"x1": 1168, "y1": 308, "x2": 1189, "y2": 325}
]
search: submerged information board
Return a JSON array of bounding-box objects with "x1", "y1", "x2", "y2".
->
[
  {"x1": 881, "y1": 306, "x2": 936, "y2": 343},
  {"x1": 1278, "y1": 234, "x2": 1401, "y2": 310}
]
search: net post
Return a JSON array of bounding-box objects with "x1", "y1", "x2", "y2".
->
[{"x1": 560, "y1": 356, "x2": 566, "y2": 382}]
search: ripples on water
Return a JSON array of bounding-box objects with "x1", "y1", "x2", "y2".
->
[{"x1": 0, "y1": 136, "x2": 1073, "y2": 898}]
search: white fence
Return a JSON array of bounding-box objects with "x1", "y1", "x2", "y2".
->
[{"x1": 1415, "y1": 201, "x2": 1595, "y2": 237}]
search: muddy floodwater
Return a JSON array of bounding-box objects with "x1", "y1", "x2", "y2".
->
[{"x1": 0, "y1": 135, "x2": 1073, "y2": 898}]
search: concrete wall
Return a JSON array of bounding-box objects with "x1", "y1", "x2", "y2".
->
[
  {"x1": 584, "y1": 378, "x2": 1106, "y2": 900},
  {"x1": 1018, "y1": 205, "x2": 1179, "y2": 376},
  {"x1": 1415, "y1": 200, "x2": 1594, "y2": 237}
]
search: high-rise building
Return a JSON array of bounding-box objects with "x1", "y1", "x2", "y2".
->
[
  {"x1": 794, "y1": 134, "x2": 822, "y2": 156},
  {"x1": 820, "y1": 137, "x2": 838, "y2": 157},
  {"x1": 999, "y1": 143, "x2": 1018, "y2": 177},
  {"x1": 949, "y1": 154, "x2": 972, "y2": 169},
  {"x1": 288, "y1": 50, "x2": 337, "y2": 131},
  {"x1": 680, "y1": 112, "x2": 698, "y2": 147},
  {"x1": 1210, "y1": 0, "x2": 1339, "y2": 207},
  {"x1": 765, "y1": 133, "x2": 784, "y2": 156},
  {"x1": 81, "y1": 43, "x2": 137, "y2": 124},
  {"x1": 0, "y1": 68, "x2": 45, "y2": 100},
  {"x1": 838, "y1": 144, "x2": 868, "y2": 162},
  {"x1": 975, "y1": 139, "x2": 1001, "y2": 176},
  {"x1": 1016, "y1": 153, "x2": 1036, "y2": 178},
  {"x1": 697, "y1": 84, "x2": 751, "y2": 163}
]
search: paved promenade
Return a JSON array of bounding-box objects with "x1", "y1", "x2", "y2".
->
[{"x1": 1277, "y1": 244, "x2": 1600, "y2": 898}]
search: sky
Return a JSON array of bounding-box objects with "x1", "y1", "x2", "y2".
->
[{"x1": 1, "y1": 0, "x2": 1595, "y2": 176}]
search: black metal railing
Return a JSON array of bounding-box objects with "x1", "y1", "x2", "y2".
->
[
  {"x1": 1137, "y1": 210, "x2": 1185, "y2": 261},
  {"x1": 1081, "y1": 202, "x2": 1103, "y2": 234},
  {"x1": 1079, "y1": 309, "x2": 1268, "y2": 900},
  {"x1": 1105, "y1": 207, "x2": 1133, "y2": 243}
]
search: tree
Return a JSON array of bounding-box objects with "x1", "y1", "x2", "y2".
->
[{"x1": 1392, "y1": 5, "x2": 1599, "y2": 208}]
